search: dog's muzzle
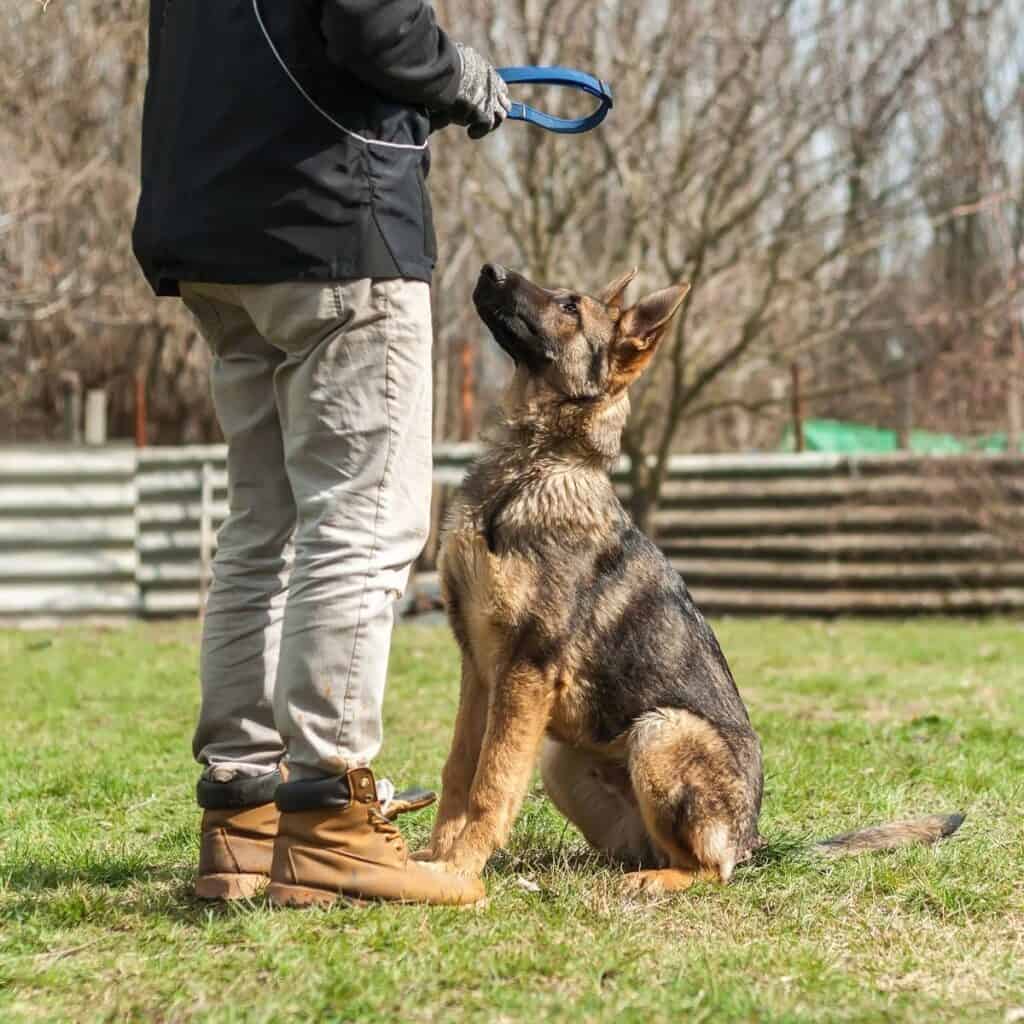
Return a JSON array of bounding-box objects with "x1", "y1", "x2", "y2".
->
[{"x1": 473, "y1": 265, "x2": 553, "y2": 368}]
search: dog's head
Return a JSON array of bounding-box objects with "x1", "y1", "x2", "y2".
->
[{"x1": 473, "y1": 264, "x2": 689, "y2": 457}]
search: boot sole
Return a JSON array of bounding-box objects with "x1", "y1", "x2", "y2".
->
[
  {"x1": 195, "y1": 872, "x2": 269, "y2": 901},
  {"x1": 267, "y1": 881, "x2": 486, "y2": 909},
  {"x1": 267, "y1": 882, "x2": 364, "y2": 908}
]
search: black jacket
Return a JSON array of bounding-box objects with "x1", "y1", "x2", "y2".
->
[{"x1": 132, "y1": 0, "x2": 461, "y2": 296}]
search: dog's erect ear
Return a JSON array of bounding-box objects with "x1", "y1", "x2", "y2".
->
[
  {"x1": 596, "y1": 268, "x2": 638, "y2": 311},
  {"x1": 612, "y1": 282, "x2": 691, "y2": 387},
  {"x1": 619, "y1": 282, "x2": 691, "y2": 347}
]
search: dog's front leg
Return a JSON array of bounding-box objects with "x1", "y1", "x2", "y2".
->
[
  {"x1": 438, "y1": 663, "x2": 553, "y2": 877},
  {"x1": 419, "y1": 659, "x2": 489, "y2": 861}
]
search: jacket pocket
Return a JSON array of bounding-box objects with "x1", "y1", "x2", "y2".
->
[{"x1": 366, "y1": 144, "x2": 433, "y2": 274}]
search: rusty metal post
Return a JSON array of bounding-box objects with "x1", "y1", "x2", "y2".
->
[
  {"x1": 459, "y1": 338, "x2": 475, "y2": 441},
  {"x1": 134, "y1": 373, "x2": 148, "y2": 447}
]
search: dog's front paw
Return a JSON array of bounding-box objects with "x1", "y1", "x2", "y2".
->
[
  {"x1": 622, "y1": 868, "x2": 699, "y2": 897},
  {"x1": 415, "y1": 857, "x2": 451, "y2": 874},
  {"x1": 414, "y1": 855, "x2": 482, "y2": 879},
  {"x1": 410, "y1": 847, "x2": 435, "y2": 862}
]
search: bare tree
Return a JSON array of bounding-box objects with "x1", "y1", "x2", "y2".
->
[
  {"x1": 1, "y1": 0, "x2": 216, "y2": 443},
  {"x1": 1, "y1": 0, "x2": 1021, "y2": 541},
  {"x1": 435, "y1": 0, "x2": 1016, "y2": 531}
]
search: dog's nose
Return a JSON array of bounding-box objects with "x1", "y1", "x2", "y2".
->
[{"x1": 481, "y1": 263, "x2": 507, "y2": 285}]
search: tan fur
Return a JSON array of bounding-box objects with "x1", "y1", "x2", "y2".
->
[
  {"x1": 424, "y1": 264, "x2": 963, "y2": 894},
  {"x1": 418, "y1": 660, "x2": 490, "y2": 862},
  {"x1": 622, "y1": 866, "x2": 721, "y2": 896},
  {"x1": 628, "y1": 709, "x2": 753, "y2": 882},
  {"x1": 423, "y1": 269, "x2": 746, "y2": 884},
  {"x1": 608, "y1": 283, "x2": 691, "y2": 393},
  {"x1": 429, "y1": 663, "x2": 554, "y2": 876}
]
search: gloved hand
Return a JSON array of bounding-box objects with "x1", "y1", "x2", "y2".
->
[{"x1": 433, "y1": 43, "x2": 511, "y2": 139}]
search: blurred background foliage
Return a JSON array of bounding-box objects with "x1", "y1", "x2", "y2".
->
[{"x1": 2, "y1": 0, "x2": 1022, "y2": 520}]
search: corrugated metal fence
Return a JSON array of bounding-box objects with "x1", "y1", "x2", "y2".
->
[
  {"x1": 1, "y1": 445, "x2": 1022, "y2": 619},
  {"x1": 0, "y1": 447, "x2": 137, "y2": 616},
  {"x1": 648, "y1": 453, "x2": 1024, "y2": 613},
  {"x1": 136, "y1": 446, "x2": 228, "y2": 616}
]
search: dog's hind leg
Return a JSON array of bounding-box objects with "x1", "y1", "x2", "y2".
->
[
  {"x1": 539, "y1": 739, "x2": 657, "y2": 867},
  {"x1": 623, "y1": 708, "x2": 760, "y2": 896}
]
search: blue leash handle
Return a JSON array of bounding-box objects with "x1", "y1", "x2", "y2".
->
[{"x1": 497, "y1": 66, "x2": 613, "y2": 134}]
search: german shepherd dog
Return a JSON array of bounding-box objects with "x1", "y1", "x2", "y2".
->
[{"x1": 416, "y1": 264, "x2": 964, "y2": 894}]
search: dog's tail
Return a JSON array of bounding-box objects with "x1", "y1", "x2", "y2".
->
[{"x1": 811, "y1": 812, "x2": 965, "y2": 858}]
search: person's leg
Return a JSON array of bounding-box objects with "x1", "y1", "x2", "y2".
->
[
  {"x1": 237, "y1": 278, "x2": 433, "y2": 779},
  {"x1": 181, "y1": 283, "x2": 294, "y2": 783},
  {"x1": 230, "y1": 279, "x2": 480, "y2": 906},
  {"x1": 180, "y1": 283, "x2": 296, "y2": 900}
]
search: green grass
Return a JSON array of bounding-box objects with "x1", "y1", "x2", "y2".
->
[{"x1": 1, "y1": 618, "x2": 1023, "y2": 1023}]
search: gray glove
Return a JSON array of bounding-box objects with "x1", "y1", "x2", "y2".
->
[{"x1": 443, "y1": 43, "x2": 511, "y2": 139}]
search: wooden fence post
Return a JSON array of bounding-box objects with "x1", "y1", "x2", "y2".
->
[
  {"x1": 60, "y1": 371, "x2": 82, "y2": 444},
  {"x1": 1008, "y1": 304, "x2": 1023, "y2": 453},
  {"x1": 790, "y1": 362, "x2": 804, "y2": 453},
  {"x1": 84, "y1": 389, "x2": 107, "y2": 445}
]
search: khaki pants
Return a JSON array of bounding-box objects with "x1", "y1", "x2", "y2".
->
[{"x1": 180, "y1": 279, "x2": 433, "y2": 782}]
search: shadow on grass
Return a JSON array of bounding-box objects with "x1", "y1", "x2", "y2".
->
[
  {"x1": 2, "y1": 858, "x2": 178, "y2": 893},
  {"x1": 747, "y1": 833, "x2": 814, "y2": 868},
  {"x1": 0, "y1": 857, "x2": 255, "y2": 927},
  {"x1": 2, "y1": 844, "x2": 611, "y2": 927},
  {"x1": 0, "y1": 832, "x2": 816, "y2": 929}
]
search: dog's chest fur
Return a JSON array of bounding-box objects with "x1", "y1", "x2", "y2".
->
[{"x1": 439, "y1": 456, "x2": 622, "y2": 750}]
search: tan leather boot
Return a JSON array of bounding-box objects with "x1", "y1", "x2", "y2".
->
[
  {"x1": 268, "y1": 767, "x2": 485, "y2": 907},
  {"x1": 194, "y1": 767, "x2": 284, "y2": 900},
  {"x1": 196, "y1": 800, "x2": 279, "y2": 900}
]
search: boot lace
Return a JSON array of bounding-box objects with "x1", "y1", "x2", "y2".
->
[{"x1": 369, "y1": 808, "x2": 407, "y2": 850}]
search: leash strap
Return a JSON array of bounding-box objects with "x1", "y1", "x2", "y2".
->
[{"x1": 498, "y1": 66, "x2": 613, "y2": 134}]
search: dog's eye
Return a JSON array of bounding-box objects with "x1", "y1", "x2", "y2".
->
[{"x1": 560, "y1": 298, "x2": 579, "y2": 316}]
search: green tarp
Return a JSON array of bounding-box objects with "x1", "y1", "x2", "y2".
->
[{"x1": 780, "y1": 418, "x2": 1018, "y2": 454}]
